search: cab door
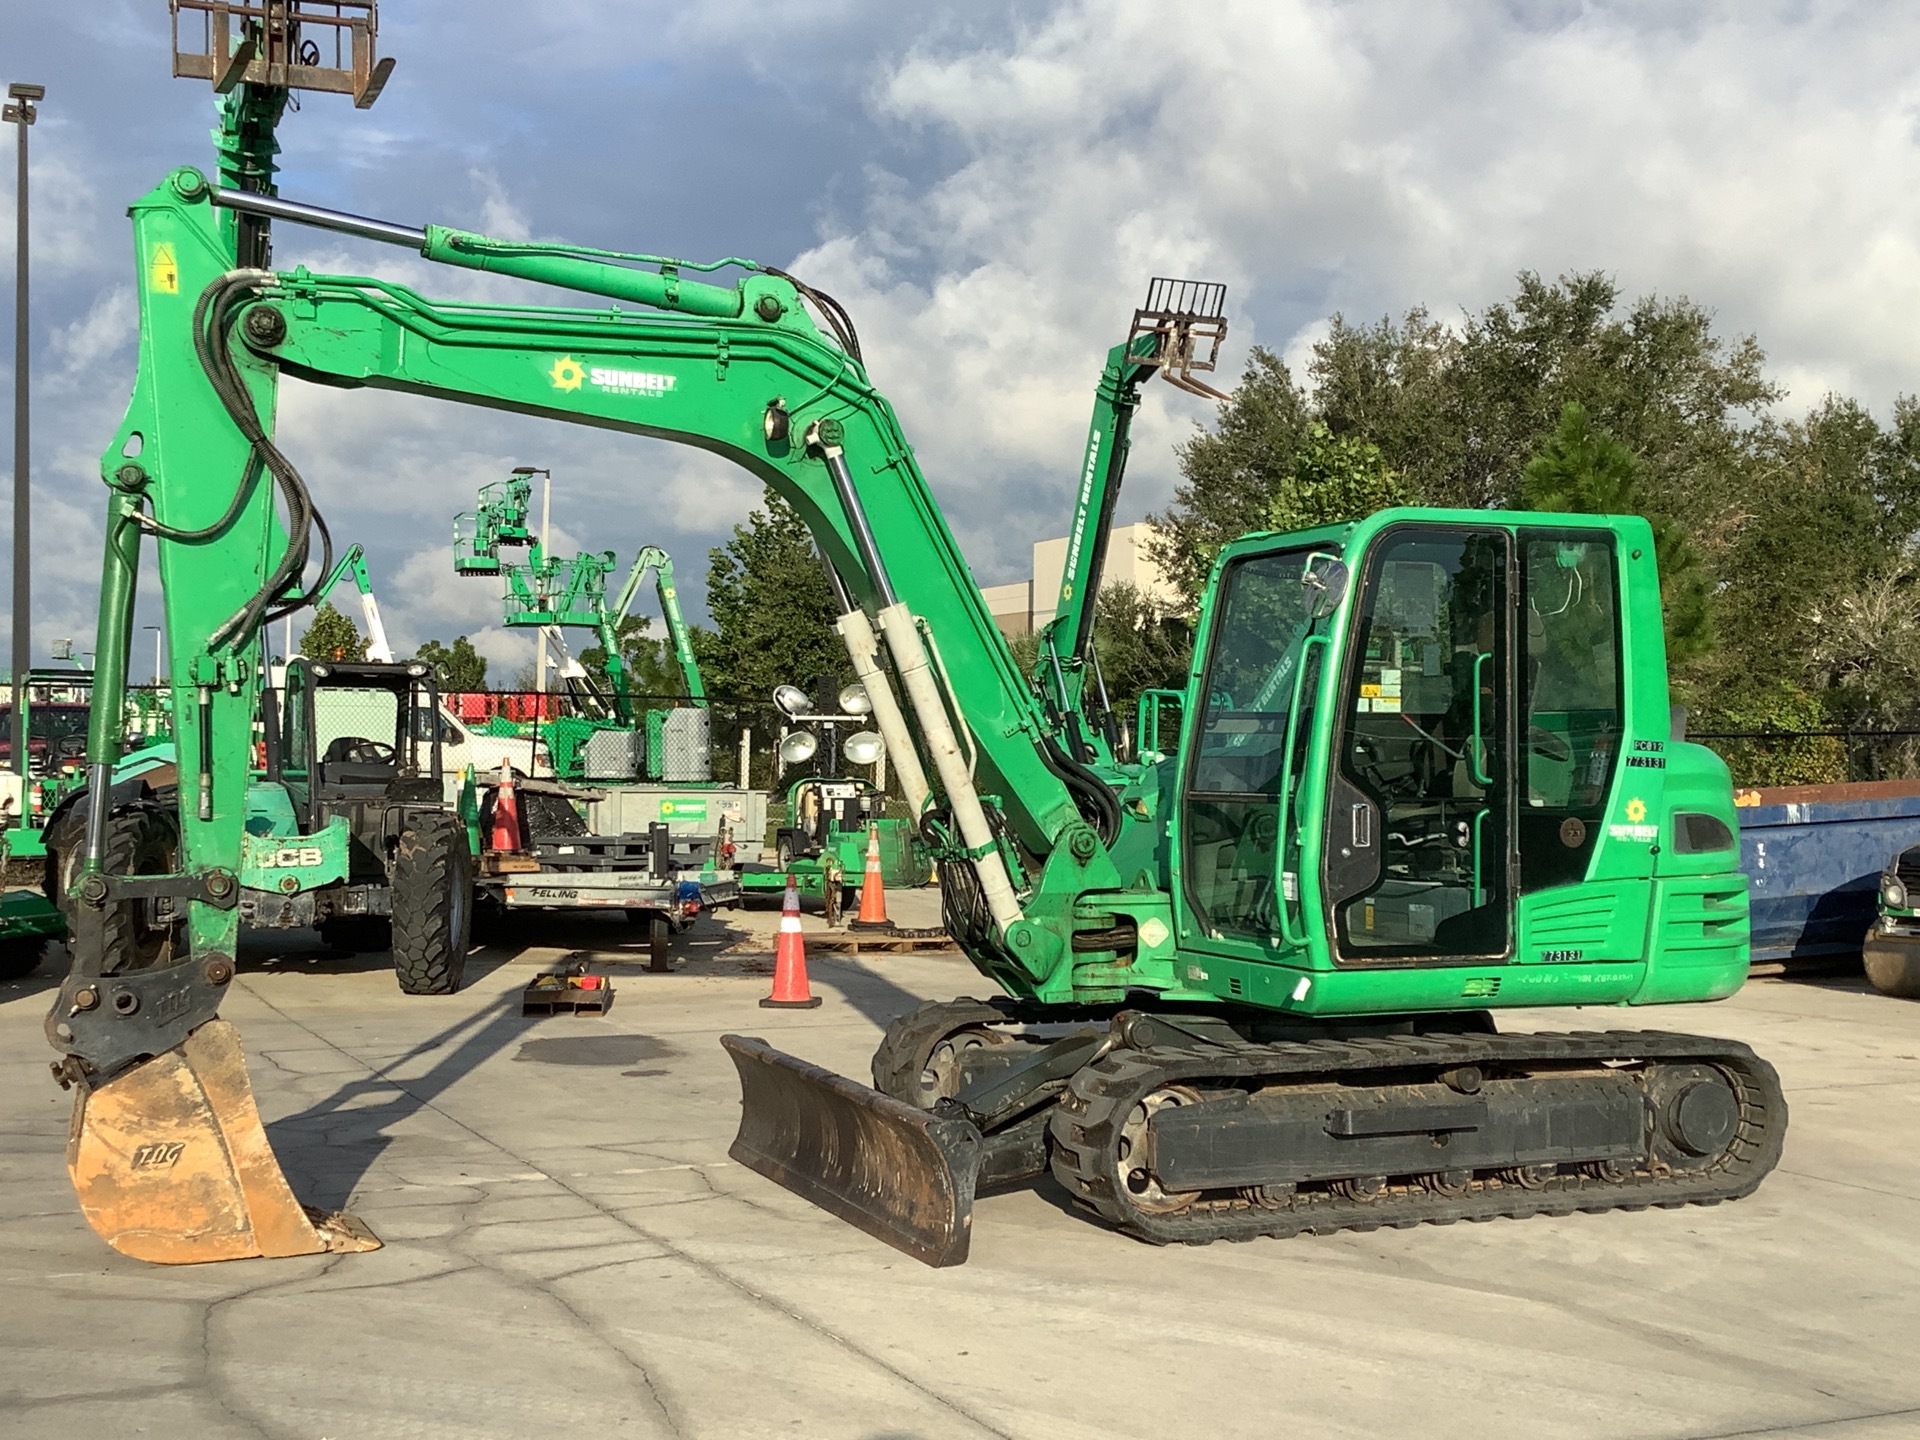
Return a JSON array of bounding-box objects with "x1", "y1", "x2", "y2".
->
[
  {"x1": 1322, "y1": 526, "x2": 1515, "y2": 963},
  {"x1": 1176, "y1": 545, "x2": 1337, "y2": 959},
  {"x1": 278, "y1": 663, "x2": 313, "y2": 829}
]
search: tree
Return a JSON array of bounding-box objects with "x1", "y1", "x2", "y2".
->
[
  {"x1": 1309, "y1": 271, "x2": 1776, "y2": 527},
  {"x1": 1268, "y1": 423, "x2": 1416, "y2": 534},
  {"x1": 1150, "y1": 348, "x2": 1314, "y2": 605},
  {"x1": 580, "y1": 614, "x2": 685, "y2": 697},
  {"x1": 414, "y1": 636, "x2": 488, "y2": 691},
  {"x1": 1088, "y1": 582, "x2": 1193, "y2": 715},
  {"x1": 1140, "y1": 269, "x2": 1920, "y2": 785},
  {"x1": 300, "y1": 603, "x2": 366, "y2": 662},
  {"x1": 699, "y1": 490, "x2": 846, "y2": 703},
  {"x1": 1521, "y1": 402, "x2": 1712, "y2": 664}
]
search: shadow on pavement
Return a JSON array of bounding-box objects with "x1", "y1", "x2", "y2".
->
[
  {"x1": 257, "y1": 912, "x2": 762, "y2": 1209},
  {"x1": 808, "y1": 955, "x2": 955, "y2": 1034},
  {"x1": 265, "y1": 989, "x2": 530, "y2": 1212}
]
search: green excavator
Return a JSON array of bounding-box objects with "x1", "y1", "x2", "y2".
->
[{"x1": 48, "y1": 27, "x2": 1782, "y2": 1266}]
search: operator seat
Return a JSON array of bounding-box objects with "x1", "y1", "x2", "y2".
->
[{"x1": 315, "y1": 735, "x2": 398, "y2": 798}]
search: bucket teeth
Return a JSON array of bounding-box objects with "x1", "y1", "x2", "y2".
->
[
  {"x1": 721, "y1": 1033, "x2": 982, "y2": 1267},
  {"x1": 66, "y1": 1019, "x2": 379, "y2": 1264}
]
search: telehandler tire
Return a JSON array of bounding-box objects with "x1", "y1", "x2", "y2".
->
[
  {"x1": 88, "y1": 806, "x2": 183, "y2": 972},
  {"x1": 1863, "y1": 935, "x2": 1920, "y2": 999},
  {"x1": 390, "y1": 812, "x2": 473, "y2": 996},
  {"x1": 42, "y1": 800, "x2": 86, "y2": 924}
]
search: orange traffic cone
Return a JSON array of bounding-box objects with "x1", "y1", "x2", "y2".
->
[
  {"x1": 761, "y1": 873, "x2": 822, "y2": 1009},
  {"x1": 491, "y1": 758, "x2": 523, "y2": 853},
  {"x1": 849, "y1": 823, "x2": 892, "y2": 931}
]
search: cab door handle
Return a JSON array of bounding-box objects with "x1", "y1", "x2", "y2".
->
[{"x1": 1351, "y1": 802, "x2": 1372, "y2": 848}]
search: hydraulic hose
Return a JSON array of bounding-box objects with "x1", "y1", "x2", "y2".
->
[
  {"x1": 159, "y1": 271, "x2": 334, "y2": 652},
  {"x1": 1042, "y1": 732, "x2": 1124, "y2": 847}
]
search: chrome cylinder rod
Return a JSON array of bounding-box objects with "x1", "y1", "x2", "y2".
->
[{"x1": 210, "y1": 187, "x2": 425, "y2": 248}]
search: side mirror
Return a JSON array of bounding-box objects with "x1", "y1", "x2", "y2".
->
[{"x1": 1303, "y1": 556, "x2": 1349, "y2": 619}]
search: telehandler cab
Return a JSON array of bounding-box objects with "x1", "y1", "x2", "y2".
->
[
  {"x1": 250, "y1": 658, "x2": 472, "y2": 991},
  {"x1": 50, "y1": 69, "x2": 1782, "y2": 1266}
]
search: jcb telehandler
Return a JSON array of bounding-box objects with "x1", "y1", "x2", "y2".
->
[
  {"x1": 48, "y1": 51, "x2": 1783, "y2": 1266},
  {"x1": 248, "y1": 658, "x2": 472, "y2": 991},
  {"x1": 45, "y1": 658, "x2": 473, "y2": 999}
]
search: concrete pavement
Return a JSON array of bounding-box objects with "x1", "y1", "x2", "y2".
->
[{"x1": 2, "y1": 898, "x2": 1916, "y2": 1440}]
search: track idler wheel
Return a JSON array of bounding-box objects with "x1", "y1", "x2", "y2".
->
[
  {"x1": 1118, "y1": 1085, "x2": 1202, "y2": 1214},
  {"x1": 67, "y1": 1020, "x2": 379, "y2": 1264}
]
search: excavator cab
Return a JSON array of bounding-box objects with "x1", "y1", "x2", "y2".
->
[{"x1": 1174, "y1": 517, "x2": 1692, "y2": 987}]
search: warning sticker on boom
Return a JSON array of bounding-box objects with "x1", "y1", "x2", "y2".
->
[{"x1": 149, "y1": 243, "x2": 179, "y2": 294}]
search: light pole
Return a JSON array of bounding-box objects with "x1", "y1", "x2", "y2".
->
[
  {"x1": 143, "y1": 624, "x2": 163, "y2": 686},
  {"x1": 4, "y1": 82, "x2": 42, "y2": 778},
  {"x1": 535, "y1": 469, "x2": 553, "y2": 694}
]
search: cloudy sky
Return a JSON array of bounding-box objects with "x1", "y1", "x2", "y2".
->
[{"x1": 3, "y1": 0, "x2": 1918, "y2": 678}]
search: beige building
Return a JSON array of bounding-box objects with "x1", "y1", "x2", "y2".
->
[{"x1": 979, "y1": 522, "x2": 1180, "y2": 639}]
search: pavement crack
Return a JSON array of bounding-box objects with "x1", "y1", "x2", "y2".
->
[
  {"x1": 1664, "y1": 1403, "x2": 1920, "y2": 1439},
  {"x1": 1776, "y1": 1168, "x2": 1920, "y2": 1203}
]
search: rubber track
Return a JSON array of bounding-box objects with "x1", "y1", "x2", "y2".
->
[
  {"x1": 1046, "y1": 1029, "x2": 1787, "y2": 1246},
  {"x1": 870, "y1": 997, "x2": 1014, "y2": 1104},
  {"x1": 389, "y1": 811, "x2": 470, "y2": 996}
]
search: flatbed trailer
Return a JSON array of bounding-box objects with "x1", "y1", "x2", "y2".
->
[{"x1": 478, "y1": 778, "x2": 738, "y2": 966}]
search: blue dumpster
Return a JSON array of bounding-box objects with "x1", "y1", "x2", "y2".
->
[{"x1": 1736, "y1": 780, "x2": 1920, "y2": 964}]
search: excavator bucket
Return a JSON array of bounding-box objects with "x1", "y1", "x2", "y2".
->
[
  {"x1": 721, "y1": 1034, "x2": 983, "y2": 1267},
  {"x1": 67, "y1": 1020, "x2": 379, "y2": 1264}
]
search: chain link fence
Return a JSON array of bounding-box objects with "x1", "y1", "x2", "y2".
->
[
  {"x1": 86, "y1": 682, "x2": 1920, "y2": 798},
  {"x1": 443, "y1": 689, "x2": 827, "y2": 791}
]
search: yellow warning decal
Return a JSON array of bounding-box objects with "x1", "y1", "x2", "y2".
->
[{"x1": 149, "y1": 243, "x2": 179, "y2": 295}]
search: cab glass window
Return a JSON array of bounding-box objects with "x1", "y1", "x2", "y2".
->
[
  {"x1": 1185, "y1": 547, "x2": 1326, "y2": 940},
  {"x1": 1518, "y1": 532, "x2": 1622, "y2": 891}
]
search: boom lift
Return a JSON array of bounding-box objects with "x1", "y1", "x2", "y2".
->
[
  {"x1": 51, "y1": 64, "x2": 1784, "y2": 1265},
  {"x1": 308, "y1": 542, "x2": 394, "y2": 663},
  {"x1": 456, "y1": 475, "x2": 708, "y2": 777}
]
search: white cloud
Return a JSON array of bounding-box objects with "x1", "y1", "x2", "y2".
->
[
  {"x1": 18, "y1": 0, "x2": 1920, "y2": 655},
  {"x1": 788, "y1": 0, "x2": 1920, "y2": 585}
]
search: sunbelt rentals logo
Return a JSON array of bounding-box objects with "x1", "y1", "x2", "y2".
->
[
  {"x1": 1608, "y1": 796, "x2": 1658, "y2": 845},
  {"x1": 548, "y1": 355, "x2": 676, "y2": 398}
]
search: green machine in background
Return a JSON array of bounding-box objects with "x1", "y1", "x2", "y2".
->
[
  {"x1": 1865, "y1": 847, "x2": 1920, "y2": 997},
  {"x1": 455, "y1": 472, "x2": 710, "y2": 782},
  {"x1": 738, "y1": 683, "x2": 930, "y2": 917},
  {"x1": 4, "y1": 671, "x2": 176, "y2": 868},
  {"x1": 0, "y1": 868, "x2": 66, "y2": 981},
  {"x1": 50, "y1": 41, "x2": 1784, "y2": 1267}
]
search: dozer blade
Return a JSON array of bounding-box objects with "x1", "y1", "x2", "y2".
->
[
  {"x1": 721, "y1": 1034, "x2": 983, "y2": 1268},
  {"x1": 67, "y1": 1019, "x2": 380, "y2": 1264}
]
